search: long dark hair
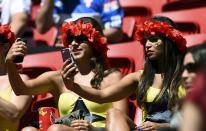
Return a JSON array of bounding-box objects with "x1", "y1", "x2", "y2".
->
[
  {"x1": 137, "y1": 16, "x2": 183, "y2": 110},
  {"x1": 72, "y1": 17, "x2": 116, "y2": 89}
]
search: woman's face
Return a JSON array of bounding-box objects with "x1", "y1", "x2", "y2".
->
[
  {"x1": 182, "y1": 52, "x2": 197, "y2": 90},
  {"x1": 68, "y1": 36, "x2": 93, "y2": 61},
  {"x1": 145, "y1": 36, "x2": 164, "y2": 60}
]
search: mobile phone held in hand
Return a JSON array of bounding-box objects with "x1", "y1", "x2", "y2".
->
[
  {"x1": 61, "y1": 48, "x2": 75, "y2": 64},
  {"x1": 13, "y1": 38, "x2": 26, "y2": 63}
]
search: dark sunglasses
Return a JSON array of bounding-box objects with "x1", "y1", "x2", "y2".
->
[
  {"x1": 182, "y1": 63, "x2": 198, "y2": 73},
  {"x1": 67, "y1": 34, "x2": 88, "y2": 44},
  {"x1": 147, "y1": 36, "x2": 161, "y2": 43}
]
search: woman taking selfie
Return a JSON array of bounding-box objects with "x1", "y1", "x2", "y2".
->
[{"x1": 6, "y1": 17, "x2": 128, "y2": 131}]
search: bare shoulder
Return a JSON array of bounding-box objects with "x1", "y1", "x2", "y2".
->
[
  {"x1": 106, "y1": 70, "x2": 122, "y2": 79},
  {"x1": 121, "y1": 70, "x2": 143, "y2": 83}
]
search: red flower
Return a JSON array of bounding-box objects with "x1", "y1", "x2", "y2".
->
[
  {"x1": 61, "y1": 20, "x2": 109, "y2": 67},
  {"x1": 135, "y1": 20, "x2": 186, "y2": 53},
  {"x1": 0, "y1": 24, "x2": 16, "y2": 45}
]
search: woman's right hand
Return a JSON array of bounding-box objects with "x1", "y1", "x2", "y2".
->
[
  {"x1": 61, "y1": 60, "x2": 78, "y2": 89},
  {"x1": 6, "y1": 38, "x2": 27, "y2": 63}
]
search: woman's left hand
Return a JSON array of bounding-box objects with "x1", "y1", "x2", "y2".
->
[
  {"x1": 70, "y1": 119, "x2": 94, "y2": 131},
  {"x1": 139, "y1": 121, "x2": 159, "y2": 131}
]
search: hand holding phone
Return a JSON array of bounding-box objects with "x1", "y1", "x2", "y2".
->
[
  {"x1": 61, "y1": 48, "x2": 75, "y2": 64},
  {"x1": 13, "y1": 38, "x2": 27, "y2": 63}
]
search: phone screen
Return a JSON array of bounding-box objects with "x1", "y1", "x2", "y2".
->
[{"x1": 61, "y1": 48, "x2": 75, "y2": 64}]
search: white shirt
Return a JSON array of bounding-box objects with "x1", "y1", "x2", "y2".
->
[{"x1": 0, "y1": 0, "x2": 31, "y2": 24}]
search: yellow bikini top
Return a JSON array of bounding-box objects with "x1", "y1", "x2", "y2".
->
[
  {"x1": 58, "y1": 92, "x2": 112, "y2": 127},
  {"x1": 0, "y1": 87, "x2": 12, "y2": 101},
  {"x1": 0, "y1": 86, "x2": 19, "y2": 131}
]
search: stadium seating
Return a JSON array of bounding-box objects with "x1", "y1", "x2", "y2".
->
[
  {"x1": 155, "y1": 7, "x2": 206, "y2": 34},
  {"x1": 185, "y1": 33, "x2": 206, "y2": 47},
  {"x1": 122, "y1": 17, "x2": 136, "y2": 41},
  {"x1": 120, "y1": 0, "x2": 167, "y2": 17},
  {"x1": 163, "y1": 0, "x2": 206, "y2": 11}
]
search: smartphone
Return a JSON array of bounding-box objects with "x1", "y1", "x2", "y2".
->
[
  {"x1": 61, "y1": 48, "x2": 75, "y2": 64},
  {"x1": 13, "y1": 38, "x2": 27, "y2": 63}
]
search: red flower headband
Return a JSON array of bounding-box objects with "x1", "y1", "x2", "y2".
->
[
  {"x1": 135, "y1": 20, "x2": 187, "y2": 53},
  {"x1": 0, "y1": 24, "x2": 16, "y2": 45},
  {"x1": 61, "y1": 19, "x2": 109, "y2": 67}
]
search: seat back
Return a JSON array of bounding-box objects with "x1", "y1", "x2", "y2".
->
[
  {"x1": 122, "y1": 17, "x2": 136, "y2": 41},
  {"x1": 163, "y1": 0, "x2": 206, "y2": 11},
  {"x1": 185, "y1": 33, "x2": 206, "y2": 47},
  {"x1": 120, "y1": 0, "x2": 167, "y2": 16},
  {"x1": 155, "y1": 7, "x2": 206, "y2": 34}
]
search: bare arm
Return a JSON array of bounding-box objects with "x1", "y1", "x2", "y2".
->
[
  {"x1": 180, "y1": 102, "x2": 203, "y2": 131},
  {"x1": 108, "y1": 71, "x2": 129, "y2": 114},
  {"x1": 5, "y1": 40, "x2": 58, "y2": 96},
  {"x1": 0, "y1": 75, "x2": 32, "y2": 122},
  {"x1": 10, "y1": 12, "x2": 29, "y2": 37},
  {"x1": 65, "y1": 72, "x2": 140, "y2": 104},
  {"x1": 103, "y1": 28, "x2": 123, "y2": 43},
  {"x1": 35, "y1": 0, "x2": 54, "y2": 33}
]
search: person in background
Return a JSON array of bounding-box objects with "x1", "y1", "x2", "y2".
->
[
  {"x1": 0, "y1": 24, "x2": 32, "y2": 130},
  {"x1": 180, "y1": 68, "x2": 206, "y2": 131},
  {"x1": 36, "y1": 0, "x2": 124, "y2": 43},
  {"x1": 182, "y1": 43, "x2": 206, "y2": 92},
  {"x1": 0, "y1": 0, "x2": 31, "y2": 37},
  {"x1": 6, "y1": 17, "x2": 128, "y2": 131},
  {"x1": 61, "y1": 16, "x2": 187, "y2": 131},
  {"x1": 169, "y1": 43, "x2": 206, "y2": 130}
]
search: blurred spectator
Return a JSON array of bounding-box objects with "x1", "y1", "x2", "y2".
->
[
  {"x1": 36, "y1": 0, "x2": 124, "y2": 43},
  {"x1": 0, "y1": 0, "x2": 31, "y2": 37},
  {"x1": 169, "y1": 43, "x2": 206, "y2": 130},
  {"x1": 0, "y1": 24, "x2": 32, "y2": 130},
  {"x1": 180, "y1": 69, "x2": 206, "y2": 131},
  {"x1": 182, "y1": 43, "x2": 206, "y2": 92}
]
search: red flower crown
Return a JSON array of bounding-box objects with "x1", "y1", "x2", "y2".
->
[
  {"x1": 61, "y1": 20, "x2": 109, "y2": 67},
  {"x1": 0, "y1": 24, "x2": 16, "y2": 45},
  {"x1": 135, "y1": 20, "x2": 187, "y2": 53}
]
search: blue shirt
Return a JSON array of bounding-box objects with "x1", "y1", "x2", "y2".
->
[{"x1": 53, "y1": 0, "x2": 124, "y2": 29}]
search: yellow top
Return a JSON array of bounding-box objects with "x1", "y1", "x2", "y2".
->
[
  {"x1": 58, "y1": 92, "x2": 112, "y2": 127},
  {"x1": 142, "y1": 85, "x2": 186, "y2": 121},
  {"x1": 0, "y1": 87, "x2": 19, "y2": 131}
]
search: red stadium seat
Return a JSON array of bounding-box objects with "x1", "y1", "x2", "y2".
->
[
  {"x1": 163, "y1": 0, "x2": 206, "y2": 11},
  {"x1": 155, "y1": 7, "x2": 206, "y2": 34},
  {"x1": 120, "y1": 0, "x2": 167, "y2": 17},
  {"x1": 32, "y1": 26, "x2": 58, "y2": 46},
  {"x1": 108, "y1": 41, "x2": 144, "y2": 71},
  {"x1": 185, "y1": 33, "x2": 206, "y2": 47},
  {"x1": 122, "y1": 17, "x2": 136, "y2": 41}
]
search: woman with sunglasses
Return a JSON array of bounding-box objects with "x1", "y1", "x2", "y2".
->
[
  {"x1": 60, "y1": 16, "x2": 187, "y2": 131},
  {"x1": 172, "y1": 43, "x2": 206, "y2": 131},
  {"x1": 0, "y1": 24, "x2": 32, "y2": 130},
  {"x1": 182, "y1": 43, "x2": 206, "y2": 92},
  {"x1": 6, "y1": 17, "x2": 128, "y2": 131},
  {"x1": 181, "y1": 59, "x2": 206, "y2": 131}
]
